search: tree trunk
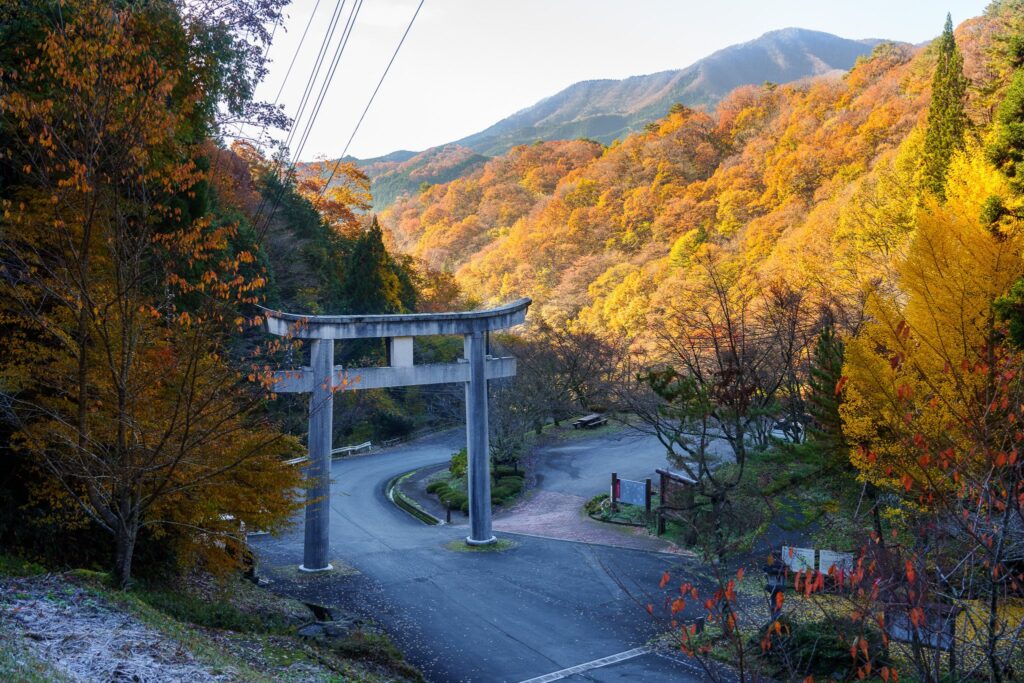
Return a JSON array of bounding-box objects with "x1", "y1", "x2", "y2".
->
[{"x1": 114, "y1": 521, "x2": 138, "y2": 589}]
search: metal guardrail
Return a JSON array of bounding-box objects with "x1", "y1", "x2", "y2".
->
[
  {"x1": 283, "y1": 441, "x2": 373, "y2": 467},
  {"x1": 331, "y1": 440, "x2": 372, "y2": 456}
]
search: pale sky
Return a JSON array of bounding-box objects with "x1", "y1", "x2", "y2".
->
[{"x1": 252, "y1": 0, "x2": 992, "y2": 161}]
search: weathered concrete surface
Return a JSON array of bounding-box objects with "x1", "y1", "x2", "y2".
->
[
  {"x1": 261, "y1": 298, "x2": 530, "y2": 339},
  {"x1": 271, "y1": 357, "x2": 516, "y2": 393},
  {"x1": 265, "y1": 299, "x2": 530, "y2": 568},
  {"x1": 301, "y1": 337, "x2": 333, "y2": 572},
  {"x1": 464, "y1": 331, "x2": 494, "y2": 545}
]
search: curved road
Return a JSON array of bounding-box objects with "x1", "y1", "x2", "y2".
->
[{"x1": 251, "y1": 430, "x2": 707, "y2": 682}]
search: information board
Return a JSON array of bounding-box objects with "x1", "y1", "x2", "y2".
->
[
  {"x1": 616, "y1": 478, "x2": 648, "y2": 507},
  {"x1": 781, "y1": 546, "x2": 816, "y2": 571}
]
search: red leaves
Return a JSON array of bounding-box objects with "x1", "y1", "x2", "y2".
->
[
  {"x1": 659, "y1": 571, "x2": 670, "y2": 589},
  {"x1": 834, "y1": 376, "x2": 848, "y2": 395},
  {"x1": 904, "y1": 560, "x2": 916, "y2": 584}
]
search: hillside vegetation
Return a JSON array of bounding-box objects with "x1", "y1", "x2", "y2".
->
[{"x1": 380, "y1": 8, "x2": 1017, "y2": 337}]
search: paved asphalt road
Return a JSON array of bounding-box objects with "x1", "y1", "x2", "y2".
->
[
  {"x1": 251, "y1": 429, "x2": 712, "y2": 682},
  {"x1": 532, "y1": 427, "x2": 733, "y2": 497}
]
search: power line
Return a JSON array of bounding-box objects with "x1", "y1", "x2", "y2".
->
[
  {"x1": 290, "y1": 0, "x2": 365, "y2": 165},
  {"x1": 253, "y1": 0, "x2": 325, "y2": 153},
  {"x1": 315, "y1": 0, "x2": 425, "y2": 209},
  {"x1": 257, "y1": 0, "x2": 423, "y2": 240},
  {"x1": 252, "y1": 0, "x2": 362, "y2": 238},
  {"x1": 283, "y1": 0, "x2": 350, "y2": 154},
  {"x1": 246, "y1": 0, "x2": 338, "y2": 230},
  {"x1": 251, "y1": 0, "x2": 356, "y2": 237}
]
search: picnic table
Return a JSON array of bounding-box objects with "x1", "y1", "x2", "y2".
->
[{"x1": 572, "y1": 413, "x2": 608, "y2": 429}]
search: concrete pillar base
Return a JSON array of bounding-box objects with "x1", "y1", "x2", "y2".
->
[
  {"x1": 465, "y1": 536, "x2": 497, "y2": 547},
  {"x1": 298, "y1": 563, "x2": 334, "y2": 573}
]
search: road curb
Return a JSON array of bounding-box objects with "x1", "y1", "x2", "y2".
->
[
  {"x1": 385, "y1": 470, "x2": 443, "y2": 525},
  {"x1": 495, "y1": 529, "x2": 692, "y2": 558}
]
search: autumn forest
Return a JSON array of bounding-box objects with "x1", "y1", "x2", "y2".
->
[{"x1": 4, "y1": 1, "x2": 1024, "y2": 681}]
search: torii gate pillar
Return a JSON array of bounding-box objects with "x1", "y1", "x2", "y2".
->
[
  {"x1": 304, "y1": 338, "x2": 334, "y2": 571},
  {"x1": 464, "y1": 330, "x2": 493, "y2": 545},
  {"x1": 263, "y1": 299, "x2": 531, "y2": 570}
]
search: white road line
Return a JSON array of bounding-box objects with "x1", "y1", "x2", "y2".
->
[{"x1": 516, "y1": 646, "x2": 651, "y2": 683}]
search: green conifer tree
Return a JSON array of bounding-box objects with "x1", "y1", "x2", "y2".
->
[
  {"x1": 807, "y1": 320, "x2": 847, "y2": 456},
  {"x1": 339, "y1": 217, "x2": 406, "y2": 315},
  {"x1": 987, "y1": 69, "x2": 1024, "y2": 193},
  {"x1": 922, "y1": 13, "x2": 969, "y2": 199}
]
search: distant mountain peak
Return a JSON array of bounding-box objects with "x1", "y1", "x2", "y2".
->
[
  {"x1": 448, "y1": 27, "x2": 884, "y2": 156},
  {"x1": 340, "y1": 27, "x2": 888, "y2": 208}
]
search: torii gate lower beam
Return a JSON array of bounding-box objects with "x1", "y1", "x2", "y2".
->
[{"x1": 263, "y1": 298, "x2": 531, "y2": 571}]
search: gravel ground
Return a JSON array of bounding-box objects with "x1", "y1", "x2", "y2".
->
[
  {"x1": 0, "y1": 575, "x2": 233, "y2": 682},
  {"x1": 493, "y1": 489, "x2": 687, "y2": 554}
]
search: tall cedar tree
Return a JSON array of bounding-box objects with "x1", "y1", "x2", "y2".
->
[
  {"x1": 805, "y1": 320, "x2": 847, "y2": 455},
  {"x1": 340, "y1": 217, "x2": 416, "y2": 314},
  {"x1": 922, "y1": 14, "x2": 969, "y2": 198}
]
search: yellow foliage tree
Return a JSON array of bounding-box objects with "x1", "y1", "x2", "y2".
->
[{"x1": 841, "y1": 147, "x2": 1024, "y2": 489}]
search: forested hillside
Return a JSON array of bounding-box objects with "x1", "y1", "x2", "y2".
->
[
  {"x1": 380, "y1": 7, "x2": 1017, "y2": 336},
  {"x1": 313, "y1": 27, "x2": 881, "y2": 211}
]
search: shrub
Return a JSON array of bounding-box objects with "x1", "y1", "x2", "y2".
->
[
  {"x1": 0, "y1": 554, "x2": 46, "y2": 578},
  {"x1": 332, "y1": 629, "x2": 423, "y2": 681},
  {"x1": 449, "y1": 449, "x2": 467, "y2": 477},
  {"x1": 134, "y1": 588, "x2": 289, "y2": 634},
  {"x1": 491, "y1": 486, "x2": 514, "y2": 504},
  {"x1": 753, "y1": 616, "x2": 885, "y2": 680},
  {"x1": 440, "y1": 489, "x2": 468, "y2": 511},
  {"x1": 584, "y1": 493, "x2": 609, "y2": 515},
  {"x1": 425, "y1": 480, "x2": 447, "y2": 494},
  {"x1": 493, "y1": 465, "x2": 519, "y2": 478},
  {"x1": 496, "y1": 475, "x2": 524, "y2": 493}
]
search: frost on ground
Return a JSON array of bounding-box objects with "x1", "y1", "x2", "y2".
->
[{"x1": 0, "y1": 574, "x2": 232, "y2": 682}]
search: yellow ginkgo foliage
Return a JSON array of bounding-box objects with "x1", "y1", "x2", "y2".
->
[{"x1": 841, "y1": 147, "x2": 1024, "y2": 488}]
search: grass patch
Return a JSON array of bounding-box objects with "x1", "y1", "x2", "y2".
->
[
  {"x1": 585, "y1": 493, "x2": 656, "y2": 529},
  {"x1": 331, "y1": 630, "x2": 423, "y2": 682},
  {"x1": 442, "y1": 539, "x2": 517, "y2": 553},
  {"x1": 261, "y1": 559, "x2": 360, "y2": 582},
  {"x1": 133, "y1": 586, "x2": 292, "y2": 634},
  {"x1": 0, "y1": 553, "x2": 46, "y2": 578}
]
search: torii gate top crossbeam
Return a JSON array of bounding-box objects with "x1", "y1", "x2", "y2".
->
[{"x1": 260, "y1": 298, "x2": 531, "y2": 340}]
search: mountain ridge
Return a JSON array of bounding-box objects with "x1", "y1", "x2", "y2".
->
[
  {"x1": 327, "y1": 27, "x2": 891, "y2": 209},
  {"x1": 451, "y1": 27, "x2": 885, "y2": 155}
]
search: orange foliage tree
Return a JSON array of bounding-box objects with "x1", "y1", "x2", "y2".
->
[{"x1": 0, "y1": 0, "x2": 300, "y2": 586}]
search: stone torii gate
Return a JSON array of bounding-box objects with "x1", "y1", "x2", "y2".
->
[{"x1": 263, "y1": 298, "x2": 531, "y2": 571}]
